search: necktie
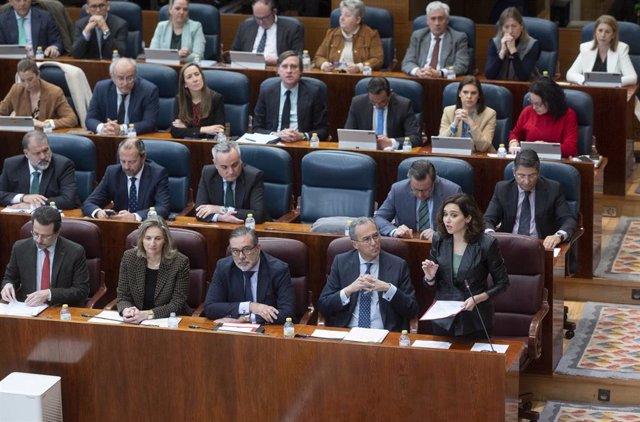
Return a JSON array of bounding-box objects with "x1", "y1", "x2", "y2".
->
[
  {"x1": 41, "y1": 249, "x2": 50, "y2": 290},
  {"x1": 417, "y1": 200, "x2": 430, "y2": 232},
  {"x1": 18, "y1": 17, "x2": 26, "y2": 46},
  {"x1": 375, "y1": 108, "x2": 384, "y2": 136},
  {"x1": 518, "y1": 191, "x2": 531, "y2": 235},
  {"x1": 117, "y1": 94, "x2": 128, "y2": 124},
  {"x1": 243, "y1": 270, "x2": 255, "y2": 302},
  {"x1": 429, "y1": 36, "x2": 441, "y2": 69},
  {"x1": 128, "y1": 177, "x2": 138, "y2": 213},
  {"x1": 96, "y1": 28, "x2": 103, "y2": 59},
  {"x1": 256, "y1": 29, "x2": 267, "y2": 53},
  {"x1": 280, "y1": 90, "x2": 291, "y2": 131},
  {"x1": 30, "y1": 171, "x2": 41, "y2": 194},
  {"x1": 224, "y1": 181, "x2": 234, "y2": 207},
  {"x1": 357, "y1": 262, "x2": 373, "y2": 328}
]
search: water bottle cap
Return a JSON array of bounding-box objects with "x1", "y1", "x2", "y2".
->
[
  {"x1": 62, "y1": 304, "x2": 68, "y2": 308},
  {"x1": 312, "y1": 133, "x2": 318, "y2": 136},
  {"x1": 401, "y1": 329, "x2": 408, "y2": 334},
  {"x1": 170, "y1": 312, "x2": 176, "y2": 317},
  {"x1": 247, "y1": 213, "x2": 253, "y2": 217},
  {"x1": 303, "y1": 50, "x2": 308, "y2": 54},
  {"x1": 286, "y1": 317, "x2": 292, "y2": 322}
]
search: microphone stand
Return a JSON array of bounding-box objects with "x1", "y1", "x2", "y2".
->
[{"x1": 464, "y1": 280, "x2": 496, "y2": 353}]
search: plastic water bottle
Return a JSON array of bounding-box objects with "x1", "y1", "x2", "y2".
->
[
  {"x1": 447, "y1": 65, "x2": 456, "y2": 79},
  {"x1": 497, "y1": 143, "x2": 507, "y2": 158},
  {"x1": 43, "y1": 120, "x2": 53, "y2": 133},
  {"x1": 168, "y1": 312, "x2": 179, "y2": 328},
  {"x1": 112, "y1": 50, "x2": 120, "y2": 61},
  {"x1": 283, "y1": 317, "x2": 295, "y2": 338},
  {"x1": 147, "y1": 207, "x2": 157, "y2": 219},
  {"x1": 302, "y1": 50, "x2": 311, "y2": 72},
  {"x1": 35, "y1": 46, "x2": 44, "y2": 60},
  {"x1": 127, "y1": 124, "x2": 137, "y2": 137},
  {"x1": 399, "y1": 330, "x2": 411, "y2": 347},
  {"x1": 345, "y1": 219, "x2": 352, "y2": 236},
  {"x1": 362, "y1": 62, "x2": 372, "y2": 76},
  {"x1": 402, "y1": 137, "x2": 412, "y2": 152},
  {"x1": 193, "y1": 54, "x2": 201, "y2": 65},
  {"x1": 245, "y1": 213, "x2": 255, "y2": 230},
  {"x1": 217, "y1": 130, "x2": 227, "y2": 143},
  {"x1": 310, "y1": 132, "x2": 320, "y2": 148},
  {"x1": 60, "y1": 304, "x2": 71, "y2": 321}
]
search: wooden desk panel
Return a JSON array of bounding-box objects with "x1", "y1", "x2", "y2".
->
[{"x1": 0, "y1": 308, "x2": 523, "y2": 421}]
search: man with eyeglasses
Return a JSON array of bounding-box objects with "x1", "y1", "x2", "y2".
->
[
  {"x1": 318, "y1": 217, "x2": 418, "y2": 332},
  {"x1": 0, "y1": 130, "x2": 80, "y2": 210},
  {"x1": 0, "y1": 0, "x2": 64, "y2": 58},
  {"x1": 1, "y1": 206, "x2": 89, "y2": 306},
  {"x1": 231, "y1": 0, "x2": 304, "y2": 66},
  {"x1": 375, "y1": 159, "x2": 461, "y2": 240},
  {"x1": 71, "y1": 0, "x2": 127, "y2": 60},
  {"x1": 484, "y1": 149, "x2": 576, "y2": 249},
  {"x1": 204, "y1": 227, "x2": 295, "y2": 324},
  {"x1": 194, "y1": 141, "x2": 267, "y2": 224},
  {"x1": 85, "y1": 57, "x2": 159, "y2": 136}
]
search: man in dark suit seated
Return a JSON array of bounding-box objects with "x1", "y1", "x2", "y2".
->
[
  {"x1": 253, "y1": 50, "x2": 328, "y2": 142},
  {"x1": 1, "y1": 205, "x2": 89, "y2": 306},
  {"x1": 0, "y1": 131, "x2": 79, "y2": 210},
  {"x1": 82, "y1": 138, "x2": 170, "y2": 221},
  {"x1": 195, "y1": 141, "x2": 267, "y2": 224},
  {"x1": 0, "y1": 0, "x2": 63, "y2": 57},
  {"x1": 345, "y1": 77, "x2": 420, "y2": 150},
  {"x1": 374, "y1": 159, "x2": 461, "y2": 240},
  {"x1": 204, "y1": 227, "x2": 295, "y2": 324},
  {"x1": 71, "y1": 0, "x2": 128, "y2": 60},
  {"x1": 231, "y1": 0, "x2": 304, "y2": 66},
  {"x1": 484, "y1": 148, "x2": 577, "y2": 249},
  {"x1": 318, "y1": 217, "x2": 418, "y2": 332},
  {"x1": 85, "y1": 58, "x2": 159, "y2": 136}
]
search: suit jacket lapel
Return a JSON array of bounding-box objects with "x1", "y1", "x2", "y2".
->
[
  {"x1": 39, "y1": 161, "x2": 54, "y2": 196},
  {"x1": 296, "y1": 82, "x2": 308, "y2": 130},
  {"x1": 402, "y1": 182, "x2": 418, "y2": 229},
  {"x1": 346, "y1": 251, "x2": 361, "y2": 314},
  {"x1": 456, "y1": 241, "x2": 480, "y2": 284},
  {"x1": 51, "y1": 238, "x2": 65, "y2": 288},
  {"x1": 440, "y1": 236, "x2": 454, "y2": 284},
  {"x1": 441, "y1": 30, "x2": 453, "y2": 65},
  {"x1": 213, "y1": 172, "x2": 224, "y2": 205},
  {"x1": 154, "y1": 259, "x2": 169, "y2": 301},
  {"x1": 116, "y1": 167, "x2": 129, "y2": 210},
  {"x1": 235, "y1": 170, "x2": 247, "y2": 207},
  {"x1": 25, "y1": 241, "x2": 38, "y2": 293},
  {"x1": 18, "y1": 159, "x2": 31, "y2": 194},
  {"x1": 534, "y1": 179, "x2": 548, "y2": 238},
  {"x1": 256, "y1": 254, "x2": 269, "y2": 303}
]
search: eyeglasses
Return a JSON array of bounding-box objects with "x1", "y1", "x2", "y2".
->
[
  {"x1": 31, "y1": 230, "x2": 56, "y2": 241},
  {"x1": 114, "y1": 75, "x2": 135, "y2": 83},
  {"x1": 356, "y1": 232, "x2": 381, "y2": 244},
  {"x1": 254, "y1": 12, "x2": 273, "y2": 22},
  {"x1": 514, "y1": 172, "x2": 539, "y2": 181},
  {"x1": 230, "y1": 244, "x2": 258, "y2": 257},
  {"x1": 88, "y1": 3, "x2": 107, "y2": 9}
]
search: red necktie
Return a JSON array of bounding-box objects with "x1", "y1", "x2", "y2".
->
[
  {"x1": 429, "y1": 37, "x2": 441, "y2": 69},
  {"x1": 41, "y1": 249, "x2": 50, "y2": 290}
]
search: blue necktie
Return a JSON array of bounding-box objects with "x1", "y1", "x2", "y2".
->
[
  {"x1": 518, "y1": 191, "x2": 531, "y2": 235},
  {"x1": 243, "y1": 270, "x2": 255, "y2": 302},
  {"x1": 128, "y1": 177, "x2": 138, "y2": 213},
  {"x1": 256, "y1": 30, "x2": 267, "y2": 54},
  {"x1": 375, "y1": 108, "x2": 384, "y2": 136},
  {"x1": 358, "y1": 262, "x2": 373, "y2": 328}
]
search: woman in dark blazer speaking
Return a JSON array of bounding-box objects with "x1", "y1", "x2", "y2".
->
[
  {"x1": 421, "y1": 193, "x2": 509, "y2": 338},
  {"x1": 117, "y1": 217, "x2": 190, "y2": 324}
]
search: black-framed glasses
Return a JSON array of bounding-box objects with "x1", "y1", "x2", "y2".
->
[
  {"x1": 230, "y1": 244, "x2": 258, "y2": 257},
  {"x1": 31, "y1": 230, "x2": 56, "y2": 241},
  {"x1": 355, "y1": 232, "x2": 381, "y2": 244}
]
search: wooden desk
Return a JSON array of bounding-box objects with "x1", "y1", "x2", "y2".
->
[{"x1": 0, "y1": 307, "x2": 523, "y2": 421}]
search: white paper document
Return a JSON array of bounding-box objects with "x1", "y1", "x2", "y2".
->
[
  {"x1": 141, "y1": 317, "x2": 181, "y2": 328},
  {"x1": 412, "y1": 340, "x2": 452, "y2": 349},
  {"x1": 310, "y1": 329, "x2": 348, "y2": 340},
  {"x1": 1, "y1": 207, "x2": 34, "y2": 214},
  {"x1": 236, "y1": 133, "x2": 279, "y2": 144},
  {"x1": 342, "y1": 327, "x2": 389, "y2": 343},
  {"x1": 420, "y1": 300, "x2": 465, "y2": 321},
  {"x1": 0, "y1": 301, "x2": 48, "y2": 317},
  {"x1": 470, "y1": 343, "x2": 509, "y2": 353},
  {"x1": 88, "y1": 310, "x2": 123, "y2": 324}
]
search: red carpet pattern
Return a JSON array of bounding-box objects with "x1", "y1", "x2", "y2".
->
[
  {"x1": 540, "y1": 401, "x2": 640, "y2": 421},
  {"x1": 610, "y1": 220, "x2": 640, "y2": 274}
]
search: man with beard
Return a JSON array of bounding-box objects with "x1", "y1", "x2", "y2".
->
[{"x1": 0, "y1": 131, "x2": 79, "y2": 210}]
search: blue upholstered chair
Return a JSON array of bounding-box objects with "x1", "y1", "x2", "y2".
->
[
  {"x1": 141, "y1": 140, "x2": 191, "y2": 218},
  {"x1": 82, "y1": 1, "x2": 142, "y2": 58},
  {"x1": 202, "y1": 70, "x2": 250, "y2": 136},
  {"x1": 397, "y1": 156, "x2": 474, "y2": 195},
  {"x1": 47, "y1": 134, "x2": 96, "y2": 202},
  {"x1": 136, "y1": 63, "x2": 178, "y2": 131},
  {"x1": 159, "y1": 3, "x2": 221, "y2": 60},
  {"x1": 300, "y1": 150, "x2": 376, "y2": 223},
  {"x1": 330, "y1": 6, "x2": 395, "y2": 70},
  {"x1": 355, "y1": 77, "x2": 423, "y2": 121},
  {"x1": 38, "y1": 65, "x2": 77, "y2": 118},
  {"x1": 523, "y1": 17, "x2": 558, "y2": 75},
  {"x1": 443, "y1": 82, "x2": 513, "y2": 150},
  {"x1": 239, "y1": 145, "x2": 294, "y2": 221},
  {"x1": 412, "y1": 15, "x2": 476, "y2": 73},
  {"x1": 581, "y1": 21, "x2": 640, "y2": 75}
]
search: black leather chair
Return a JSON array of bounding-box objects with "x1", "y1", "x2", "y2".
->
[
  {"x1": 159, "y1": 3, "x2": 221, "y2": 60},
  {"x1": 397, "y1": 156, "x2": 474, "y2": 195},
  {"x1": 47, "y1": 134, "x2": 96, "y2": 203},
  {"x1": 137, "y1": 63, "x2": 178, "y2": 131},
  {"x1": 203, "y1": 70, "x2": 250, "y2": 137}
]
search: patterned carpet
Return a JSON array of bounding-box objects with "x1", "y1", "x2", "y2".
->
[
  {"x1": 555, "y1": 302, "x2": 640, "y2": 380},
  {"x1": 540, "y1": 401, "x2": 640, "y2": 421},
  {"x1": 595, "y1": 217, "x2": 640, "y2": 281}
]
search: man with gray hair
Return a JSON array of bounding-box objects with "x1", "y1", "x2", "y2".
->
[
  {"x1": 401, "y1": 1, "x2": 470, "y2": 77},
  {"x1": 85, "y1": 57, "x2": 159, "y2": 135},
  {"x1": 318, "y1": 217, "x2": 418, "y2": 332},
  {"x1": 0, "y1": 131, "x2": 79, "y2": 209},
  {"x1": 195, "y1": 141, "x2": 267, "y2": 223}
]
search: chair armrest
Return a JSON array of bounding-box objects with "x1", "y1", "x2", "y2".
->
[
  {"x1": 275, "y1": 209, "x2": 300, "y2": 223},
  {"x1": 527, "y1": 288, "x2": 550, "y2": 361},
  {"x1": 84, "y1": 270, "x2": 107, "y2": 309},
  {"x1": 298, "y1": 290, "x2": 315, "y2": 325},
  {"x1": 104, "y1": 297, "x2": 117, "y2": 311},
  {"x1": 176, "y1": 188, "x2": 195, "y2": 217},
  {"x1": 191, "y1": 303, "x2": 205, "y2": 317}
]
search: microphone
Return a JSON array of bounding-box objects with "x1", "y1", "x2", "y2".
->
[{"x1": 463, "y1": 281, "x2": 496, "y2": 353}]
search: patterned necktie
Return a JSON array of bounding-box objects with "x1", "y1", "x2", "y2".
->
[
  {"x1": 96, "y1": 28, "x2": 103, "y2": 59},
  {"x1": 256, "y1": 29, "x2": 267, "y2": 53},
  {"x1": 30, "y1": 171, "x2": 41, "y2": 194},
  {"x1": 429, "y1": 36, "x2": 441, "y2": 69},
  {"x1": 417, "y1": 200, "x2": 430, "y2": 232},
  {"x1": 243, "y1": 270, "x2": 255, "y2": 302},
  {"x1": 375, "y1": 108, "x2": 384, "y2": 136},
  {"x1": 41, "y1": 249, "x2": 50, "y2": 290},
  {"x1": 224, "y1": 181, "x2": 234, "y2": 207},
  {"x1": 18, "y1": 17, "x2": 26, "y2": 46},
  {"x1": 280, "y1": 90, "x2": 291, "y2": 130},
  {"x1": 128, "y1": 177, "x2": 138, "y2": 213},
  {"x1": 518, "y1": 191, "x2": 531, "y2": 235},
  {"x1": 357, "y1": 262, "x2": 373, "y2": 328},
  {"x1": 117, "y1": 94, "x2": 128, "y2": 124}
]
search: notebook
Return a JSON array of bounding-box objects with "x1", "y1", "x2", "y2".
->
[
  {"x1": 229, "y1": 51, "x2": 266, "y2": 70},
  {"x1": 520, "y1": 141, "x2": 562, "y2": 160},
  {"x1": 337, "y1": 128, "x2": 377, "y2": 150},
  {"x1": 144, "y1": 48, "x2": 180, "y2": 65},
  {"x1": 0, "y1": 116, "x2": 33, "y2": 131},
  {"x1": 583, "y1": 71, "x2": 622, "y2": 87},
  {"x1": 431, "y1": 136, "x2": 473, "y2": 156},
  {"x1": 0, "y1": 44, "x2": 26, "y2": 59}
]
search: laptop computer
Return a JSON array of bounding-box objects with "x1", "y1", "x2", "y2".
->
[
  {"x1": 229, "y1": 51, "x2": 266, "y2": 70},
  {"x1": 144, "y1": 48, "x2": 180, "y2": 65},
  {"x1": 583, "y1": 71, "x2": 622, "y2": 88},
  {"x1": 521, "y1": 141, "x2": 562, "y2": 160},
  {"x1": 431, "y1": 136, "x2": 473, "y2": 156},
  {"x1": 0, "y1": 44, "x2": 26, "y2": 59},
  {"x1": 0, "y1": 116, "x2": 33, "y2": 131},
  {"x1": 337, "y1": 129, "x2": 377, "y2": 150}
]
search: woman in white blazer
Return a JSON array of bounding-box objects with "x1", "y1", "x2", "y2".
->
[
  {"x1": 566, "y1": 14, "x2": 637, "y2": 86},
  {"x1": 150, "y1": 0, "x2": 205, "y2": 63}
]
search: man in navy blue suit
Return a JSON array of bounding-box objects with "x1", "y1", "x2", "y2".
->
[
  {"x1": 85, "y1": 58, "x2": 159, "y2": 135},
  {"x1": 82, "y1": 138, "x2": 170, "y2": 221},
  {"x1": 0, "y1": 0, "x2": 63, "y2": 57}
]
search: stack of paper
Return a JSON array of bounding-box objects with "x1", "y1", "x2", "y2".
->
[
  {"x1": 217, "y1": 322, "x2": 262, "y2": 333},
  {"x1": 0, "y1": 301, "x2": 47, "y2": 316},
  {"x1": 342, "y1": 327, "x2": 389, "y2": 343},
  {"x1": 310, "y1": 329, "x2": 348, "y2": 340}
]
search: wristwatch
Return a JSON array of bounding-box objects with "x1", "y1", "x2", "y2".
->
[
  {"x1": 239, "y1": 313, "x2": 251, "y2": 323},
  {"x1": 220, "y1": 207, "x2": 228, "y2": 215}
]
